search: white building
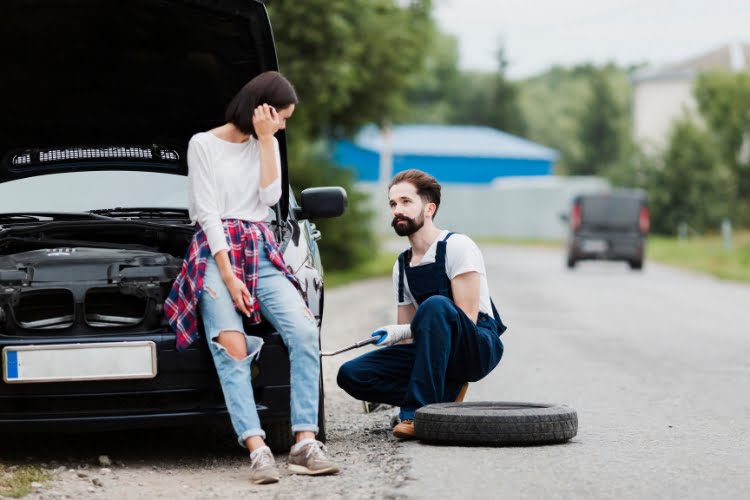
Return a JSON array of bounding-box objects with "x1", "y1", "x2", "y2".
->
[{"x1": 632, "y1": 42, "x2": 750, "y2": 151}]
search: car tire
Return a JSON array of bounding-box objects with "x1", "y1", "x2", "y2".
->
[
  {"x1": 317, "y1": 373, "x2": 327, "y2": 443},
  {"x1": 415, "y1": 402, "x2": 577, "y2": 446},
  {"x1": 265, "y1": 420, "x2": 295, "y2": 450},
  {"x1": 628, "y1": 260, "x2": 643, "y2": 270},
  {"x1": 566, "y1": 257, "x2": 576, "y2": 269}
]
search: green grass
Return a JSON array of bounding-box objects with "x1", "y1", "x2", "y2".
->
[
  {"x1": 648, "y1": 232, "x2": 750, "y2": 283},
  {"x1": 325, "y1": 251, "x2": 399, "y2": 288},
  {"x1": 473, "y1": 236, "x2": 564, "y2": 249},
  {"x1": 0, "y1": 464, "x2": 51, "y2": 498}
]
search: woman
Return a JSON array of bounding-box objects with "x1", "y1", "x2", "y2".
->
[{"x1": 165, "y1": 71, "x2": 338, "y2": 484}]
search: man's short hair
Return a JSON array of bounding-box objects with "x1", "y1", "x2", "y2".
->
[
  {"x1": 224, "y1": 71, "x2": 299, "y2": 138},
  {"x1": 389, "y1": 169, "x2": 442, "y2": 218}
]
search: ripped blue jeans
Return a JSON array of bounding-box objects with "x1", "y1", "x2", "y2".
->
[{"x1": 199, "y1": 245, "x2": 320, "y2": 447}]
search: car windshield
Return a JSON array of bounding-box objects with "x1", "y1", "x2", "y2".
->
[{"x1": 0, "y1": 171, "x2": 189, "y2": 213}]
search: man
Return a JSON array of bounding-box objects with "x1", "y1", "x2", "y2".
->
[{"x1": 337, "y1": 169, "x2": 507, "y2": 439}]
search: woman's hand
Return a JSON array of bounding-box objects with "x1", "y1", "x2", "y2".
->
[
  {"x1": 223, "y1": 273, "x2": 255, "y2": 317},
  {"x1": 252, "y1": 104, "x2": 281, "y2": 139}
]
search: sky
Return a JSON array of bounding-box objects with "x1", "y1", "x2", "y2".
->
[{"x1": 433, "y1": 0, "x2": 750, "y2": 79}]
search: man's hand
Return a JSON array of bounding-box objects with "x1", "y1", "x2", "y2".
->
[{"x1": 371, "y1": 324, "x2": 412, "y2": 346}]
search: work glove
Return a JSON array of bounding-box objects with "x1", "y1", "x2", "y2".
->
[{"x1": 371, "y1": 324, "x2": 412, "y2": 346}]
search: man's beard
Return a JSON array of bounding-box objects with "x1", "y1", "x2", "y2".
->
[{"x1": 391, "y1": 214, "x2": 424, "y2": 236}]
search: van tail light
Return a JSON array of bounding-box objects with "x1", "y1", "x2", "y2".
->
[
  {"x1": 571, "y1": 203, "x2": 582, "y2": 231},
  {"x1": 639, "y1": 206, "x2": 650, "y2": 234}
]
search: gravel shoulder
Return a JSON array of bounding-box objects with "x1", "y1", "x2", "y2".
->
[{"x1": 2, "y1": 277, "x2": 399, "y2": 500}]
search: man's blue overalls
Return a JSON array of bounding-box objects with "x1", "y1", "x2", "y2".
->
[{"x1": 337, "y1": 233, "x2": 507, "y2": 420}]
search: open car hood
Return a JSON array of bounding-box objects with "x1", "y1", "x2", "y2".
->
[{"x1": 1, "y1": 0, "x2": 291, "y2": 216}]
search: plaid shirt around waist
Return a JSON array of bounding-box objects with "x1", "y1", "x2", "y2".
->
[{"x1": 165, "y1": 219, "x2": 301, "y2": 351}]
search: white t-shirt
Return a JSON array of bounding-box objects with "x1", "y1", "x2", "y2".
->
[
  {"x1": 391, "y1": 230, "x2": 493, "y2": 315},
  {"x1": 187, "y1": 132, "x2": 282, "y2": 255}
]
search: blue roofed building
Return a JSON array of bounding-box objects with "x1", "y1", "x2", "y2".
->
[{"x1": 333, "y1": 124, "x2": 558, "y2": 184}]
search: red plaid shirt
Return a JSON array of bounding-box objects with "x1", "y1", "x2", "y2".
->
[{"x1": 165, "y1": 219, "x2": 300, "y2": 351}]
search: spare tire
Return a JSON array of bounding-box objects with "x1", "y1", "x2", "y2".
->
[{"x1": 415, "y1": 402, "x2": 577, "y2": 446}]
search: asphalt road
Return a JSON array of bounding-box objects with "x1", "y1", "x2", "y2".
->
[
  {"x1": 327, "y1": 245, "x2": 750, "y2": 500},
  {"x1": 8, "y1": 244, "x2": 750, "y2": 499}
]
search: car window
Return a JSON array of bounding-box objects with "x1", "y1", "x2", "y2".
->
[
  {"x1": 580, "y1": 195, "x2": 641, "y2": 229},
  {"x1": 0, "y1": 171, "x2": 189, "y2": 213}
]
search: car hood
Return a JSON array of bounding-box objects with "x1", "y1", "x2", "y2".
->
[{"x1": 1, "y1": 0, "x2": 289, "y2": 215}]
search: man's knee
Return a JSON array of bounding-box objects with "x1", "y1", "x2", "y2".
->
[
  {"x1": 412, "y1": 295, "x2": 456, "y2": 326},
  {"x1": 337, "y1": 360, "x2": 359, "y2": 394}
]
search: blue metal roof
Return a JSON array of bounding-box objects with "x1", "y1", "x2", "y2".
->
[{"x1": 354, "y1": 124, "x2": 558, "y2": 161}]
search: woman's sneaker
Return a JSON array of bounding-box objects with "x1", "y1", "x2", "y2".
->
[
  {"x1": 288, "y1": 439, "x2": 340, "y2": 475},
  {"x1": 249, "y1": 446, "x2": 280, "y2": 484}
]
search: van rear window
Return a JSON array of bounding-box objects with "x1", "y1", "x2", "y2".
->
[{"x1": 580, "y1": 195, "x2": 641, "y2": 229}]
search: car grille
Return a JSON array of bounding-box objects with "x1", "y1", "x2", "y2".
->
[
  {"x1": 85, "y1": 288, "x2": 147, "y2": 328},
  {"x1": 15, "y1": 289, "x2": 75, "y2": 330}
]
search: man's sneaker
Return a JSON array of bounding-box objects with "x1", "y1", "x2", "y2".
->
[
  {"x1": 393, "y1": 419, "x2": 416, "y2": 439},
  {"x1": 249, "y1": 446, "x2": 280, "y2": 485},
  {"x1": 288, "y1": 440, "x2": 340, "y2": 476}
]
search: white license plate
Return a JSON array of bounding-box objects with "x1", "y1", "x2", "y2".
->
[
  {"x1": 2, "y1": 341, "x2": 157, "y2": 384},
  {"x1": 581, "y1": 239, "x2": 607, "y2": 252}
]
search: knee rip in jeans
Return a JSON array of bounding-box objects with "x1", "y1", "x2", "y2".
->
[{"x1": 213, "y1": 330, "x2": 251, "y2": 362}]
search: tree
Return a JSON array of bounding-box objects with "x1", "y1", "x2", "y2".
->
[
  {"x1": 568, "y1": 68, "x2": 625, "y2": 175},
  {"x1": 694, "y1": 71, "x2": 750, "y2": 224},
  {"x1": 449, "y1": 43, "x2": 527, "y2": 136},
  {"x1": 649, "y1": 118, "x2": 734, "y2": 234}
]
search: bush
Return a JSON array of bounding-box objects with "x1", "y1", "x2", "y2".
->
[{"x1": 287, "y1": 139, "x2": 376, "y2": 271}]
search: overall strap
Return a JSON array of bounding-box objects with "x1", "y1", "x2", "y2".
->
[
  {"x1": 435, "y1": 232, "x2": 455, "y2": 263},
  {"x1": 397, "y1": 250, "x2": 408, "y2": 303}
]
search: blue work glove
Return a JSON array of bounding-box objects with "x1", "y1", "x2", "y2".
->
[{"x1": 371, "y1": 324, "x2": 412, "y2": 346}]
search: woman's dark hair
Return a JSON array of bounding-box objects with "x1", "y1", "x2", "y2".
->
[{"x1": 224, "y1": 71, "x2": 298, "y2": 137}]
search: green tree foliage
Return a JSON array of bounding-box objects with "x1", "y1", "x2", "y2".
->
[
  {"x1": 449, "y1": 45, "x2": 527, "y2": 136},
  {"x1": 518, "y1": 64, "x2": 633, "y2": 174},
  {"x1": 403, "y1": 30, "x2": 462, "y2": 124},
  {"x1": 264, "y1": 0, "x2": 433, "y2": 269},
  {"x1": 286, "y1": 141, "x2": 376, "y2": 271},
  {"x1": 568, "y1": 68, "x2": 626, "y2": 175},
  {"x1": 694, "y1": 71, "x2": 750, "y2": 222},
  {"x1": 649, "y1": 118, "x2": 733, "y2": 234},
  {"x1": 267, "y1": 0, "x2": 432, "y2": 138}
]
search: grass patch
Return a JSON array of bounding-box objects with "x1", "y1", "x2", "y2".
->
[
  {"x1": 473, "y1": 236, "x2": 564, "y2": 249},
  {"x1": 0, "y1": 464, "x2": 51, "y2": 498},
  {"x1": 325, "y1": 251, "x2": 399, "y2": 288},
  {"x1": 648, "y1": 232, "x2": 750, "y2": 283}
]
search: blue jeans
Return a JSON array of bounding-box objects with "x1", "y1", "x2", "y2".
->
[
  {"x1": 337, "y1": 295, "x2": 503, "y2": 420},
  {"x1": 199, "y1": 241, "x2": 320, "y2": 447}
]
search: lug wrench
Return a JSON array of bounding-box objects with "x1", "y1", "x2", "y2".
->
[{"x1": 321, "y1": 332, "x2": 385, "y2": 356}]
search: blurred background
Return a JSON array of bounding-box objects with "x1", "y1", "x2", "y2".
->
[{"x1": 263, "y1": 0, "x2": 750, "y2": 283}]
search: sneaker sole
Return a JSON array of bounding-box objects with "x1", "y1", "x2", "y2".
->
[
  {"x1": 288, "y1": 464, "x2": 340, "y2": 476},
  {"x1": 251, "y1": 476, "x2": 280, "y2": 485}
]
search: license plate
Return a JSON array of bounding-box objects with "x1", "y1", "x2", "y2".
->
[
  {"x1": 581, "y1": 239, "x2": 607, "y2": 252},
  {"x1": 2, "y1": 341, "x2": 157, "y2": 384}
]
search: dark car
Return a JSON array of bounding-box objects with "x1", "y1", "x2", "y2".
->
[
  {"x1": 0, "y1": 0, "x2": 346, "y2": 449},
  {"x1": 563, "y1": 189, "x2": 649, "y2": 270}
]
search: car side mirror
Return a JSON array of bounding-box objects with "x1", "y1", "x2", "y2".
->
[{"x1": 294, "y1": 186, "x2": 348, "y2": 220}]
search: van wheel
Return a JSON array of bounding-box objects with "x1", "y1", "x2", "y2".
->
[
  {"x1": 566, "y1": 258, "x2": 576, "y2": 269},
  {"x1": 628, "y1": 260, "x2": 643, "y2": 270}
]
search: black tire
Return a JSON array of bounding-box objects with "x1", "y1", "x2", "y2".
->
[
  {"x1": 265, "y1": 420, "x2": 295, "y2": 450},
  {"x1": 415, "y1": 402, "x2": 577, "y2": 446},
  {"x1": 317, "y1": 373, "x2": 327, "y2": 443},
  {"x1": 566, "y1": 258, "x2": 576, "y2": 269},
  {"x1": 628, "y1": 260, "x2": 643, "y2": 270}
]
